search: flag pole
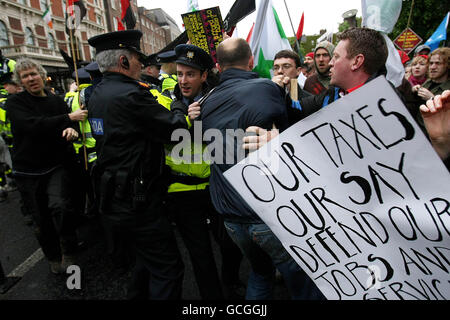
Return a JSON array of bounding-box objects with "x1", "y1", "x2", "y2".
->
[
  {"x1": 401, "y1": 0, "x2": 415, "y2": 55},
  {"x1": 282, "y1": 0, "x2": 300, "y2": 54}
]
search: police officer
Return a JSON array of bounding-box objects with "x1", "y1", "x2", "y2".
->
[
  {"x1": 141, "y1": 53, "x2": 162, "y2": 91},
  {"x1": 157, "y1": 50, "x2": 178, "y2": 99},
  {"x1": 64, "y1": 67, "x2": 97, "y2": 220},
  {"x1": 87, "y1": 30, "x2": 193, "y2": 300},
  {"x1": 160, "y1": 44, "x2": 224, "y2": 299}
]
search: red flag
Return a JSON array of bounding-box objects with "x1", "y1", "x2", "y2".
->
[
  {"x1": 246, "y1": 23, "x2": 255, "y2": 43},
  {"x1": 117, "y1": 17, "x2": 125, "y2": 31},
  {"x1": 121, "y1": 0, "x2": 136, "y2": 29},
  {"x1": 296, "y1": 12, "x2": 304, "y2": 41},
  {"x1": 65, "y1": 0, "x2": 87, "y2": 35}
]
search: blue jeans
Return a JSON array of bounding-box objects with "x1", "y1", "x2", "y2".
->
[{"x1": 224, "y1": 221, "x2": 325, "y2": 300}]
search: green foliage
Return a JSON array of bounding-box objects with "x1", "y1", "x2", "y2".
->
[
  {"x1": 390, "y1": 0, "x2": 450, "y2": 44},
  {"x1": 338, "y1": 17, "x2": 362, "y2": 32}
]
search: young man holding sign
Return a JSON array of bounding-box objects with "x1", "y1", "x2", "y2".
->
[{"x1": 243, "y1": 28, "x2": 390, "y2": 150}]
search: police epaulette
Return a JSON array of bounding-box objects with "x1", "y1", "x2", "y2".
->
[{"x1": 137, "y1": 81, "x2": 150, "y2": 89}]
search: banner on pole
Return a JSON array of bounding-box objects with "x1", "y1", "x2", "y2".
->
[
  {"x1": 182, "y1": 7, "x2": 224, "y2": 64},
  {"x1": 224, "y1": 76, "x2": 450, "y2": 300},
  {"x1": 394, "y1": 28, "x2": 423, "y2": 54}
]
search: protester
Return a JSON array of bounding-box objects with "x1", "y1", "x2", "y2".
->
[
  {"x1": 404, "y1": 62, "x2": 412, "y2": 80},
  {"x1": 303, "y1": 41, "x2": 335, "y2": 95},
  {"x1": 304, "y1": 52, "x2": 314, "y2": 67},
  {"x1": 409, "y1": 55, "x2": 429, "y2": 87},
  {"x1": 7, "y1": 58, "x2": 87, "y2": 274},
  {"x1": 398, "y1": 49, "x2": 410, "y2": 66},
  {"x1": 271, "y1": 49, "x2": 311, "y2": 124},
  {"x1": 243, "y1": 27, "x2": 390, "y2": 149},
  {"x1": 87, "y1": 30, "x2": 195, "y2": 300},
  {"x1": 420, "y1": 89, "x2": 450, "y2": 165},
  {"x1": 414, "y1": 44, "x2": 431, "y2": 57},
  {"x1": 189, "y1": 37, "x2": 325, "y2": 300},
  {"x1": 413, "y1": 47, "x2": 450, "y2": 101}
]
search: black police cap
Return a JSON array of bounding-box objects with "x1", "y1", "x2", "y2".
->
[
  {"x1": 85, "y1": 61, "x2": 102, "y2": 78},
  {"x1": 175, "y1": 44, "x2": 214, "y2": 71},
  {"x1": 157, "y1": 50, "x2": 176, "y2": 63},
  {"x1": 143, "y1": 53, "x2": 161, "y2": 67},
  {"x1": 88, "y1": 30, "x2": 144, "y2": 57},
  {"x1": 0, "y1": 72, "x2": 15, "y2": 85},
  {"x1": 72, "y1": 67, "x2": 91, "y2": 84}
]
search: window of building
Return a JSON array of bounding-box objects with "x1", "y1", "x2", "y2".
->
[
  {"x1": 25, "y1": 27, "x2": 35, "y2": 46},
  {"x1": 48, "y1": 33, "x2": 56, "y2": 50},
  {"x1": 96, "y1": 14, "x2": 102, "y2": 25},
  {"x1": 0, "y1": 21, "x2": 9, "y2": 47},
  {"x1": 17, "y1": 0, "x2": 28, "y2": 5},
  {"x1": 111, "y1": 0, "x2": 116, "y2": 10}
]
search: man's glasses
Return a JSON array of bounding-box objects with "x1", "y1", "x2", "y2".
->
[{"x1": 272, "y1": 64, "x2": 294, "y2": 71}]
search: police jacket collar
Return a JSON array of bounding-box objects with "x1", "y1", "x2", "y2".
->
[
  {"x1": 219, "y1": 68, "x2": 259, "y2": 84},
  {"x1": 102, "y1": 71, "x2": 136, "y2": 82}
]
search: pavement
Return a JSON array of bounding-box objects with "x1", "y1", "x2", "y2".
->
[{"x1": 0, "y1": 189, "x2": 290, "y2": 300}]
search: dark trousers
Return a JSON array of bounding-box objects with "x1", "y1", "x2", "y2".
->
[
  {"x1": 71, "y1": 152, "x2": 97, "y2": 218},
  {"x1": 209, "y1": 212, "x2": 244, "y2": 285},
  {"x1": 165, "y1": 190, "x2": 223, "y2": 300},
  {"x1": 15, "y1": 166, "x2": 78, "y2": 261},
  {"x1": 104, "y1": 199, "x2": 184, "y2": 300}
]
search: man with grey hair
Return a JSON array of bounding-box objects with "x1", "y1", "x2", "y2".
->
[
  {"x1": 87, "y1": 30, "x2": 193, "y2": 300},
  {"x1": 6, "y1": 58, "x2": 87, "y2": 274}
]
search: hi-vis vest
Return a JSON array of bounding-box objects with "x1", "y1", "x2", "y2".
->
[
  {"x1": 150, "y1": 88, "x2": 210, "y2": 193},
  {"x1": 64, "y1": 84, "x2": 97, "y2": 163},
  {"x1": 0, "y1": 94, "x2": 12, "y2": 148},
  {"x1": 160, "y1": 74, "x2": 177, "y2": 100},
  {"x1": 0, "y1": 58, "x2": 16, "y2": 79}
]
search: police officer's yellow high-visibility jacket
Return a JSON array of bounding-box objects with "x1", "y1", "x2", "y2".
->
[
  {"x1": 150, "y1": 87, "x2": 210, "y2": 193},
  {"x1": 65, "y1": 84, "x2": 97, "y2": 163}
]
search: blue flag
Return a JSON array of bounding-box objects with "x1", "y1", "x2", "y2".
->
[{"x1": 425, "y1": 12, "x2": 449, "y2": 51}]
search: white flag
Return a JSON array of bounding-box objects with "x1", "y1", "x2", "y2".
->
[
  {"x1": 187, "y1": 0, "x2": 199, "y2": 12},
  {"x1": 362, "y1": 0, "x2": 404, "y2": 87},
  {"x1": 249, "y1": 0, "x2": 292, "y2": 79}
]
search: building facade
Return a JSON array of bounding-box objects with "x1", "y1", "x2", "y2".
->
[
  {"x1": 0, "y1": 0, "x2": 106, "y2": 90},
  {"x1": 0, "y1": 0, "x2": 180, "y2": 89}
]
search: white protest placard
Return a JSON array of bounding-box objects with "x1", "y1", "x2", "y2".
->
[{"x1": 224, "y1": 76, "x2": 450, "y2": 300}]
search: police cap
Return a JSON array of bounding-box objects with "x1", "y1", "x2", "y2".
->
[
  {"x1": 88, "y1": 30, "x2": 144, "y2": 59},
  {"x1": 85, "y1": 61, "x2": 102, "y2": 77},
  {"x1": 143, "y1": 53, "x2": 161, "y2": 67},
  {"x1": 175, "y1": 44, "x2": 214, "y2": 71},
  {"x1": 72, "y1": 67, "x2": 91, "y2": 84},
  {"x1": 0, "y1": 72, "x2": 15, "y2": 85},
  {"x1": 157, "y1": 50, "x2": 176, "y2": 63}
]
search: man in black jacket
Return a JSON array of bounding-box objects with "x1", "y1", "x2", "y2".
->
[
  {"x1": 243, "y1": 28, "x2": 390, "y2": 149},
  {"x1": 87, "y1": 30, "x2": 193, "y2": 300},
  {"x1": 190, "y1": 38, "x2": 324, "y2": 300},
  {"x1": 7, "y1": 58, "x2": 87, "y2": 274}
]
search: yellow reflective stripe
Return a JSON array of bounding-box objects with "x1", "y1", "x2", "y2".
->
[
  {"x1": 185, "y1": 115, "x2": 192, "y2": 129},
  {"x1": 168, "y1": 182, "x2": 209, "y2": 193}
]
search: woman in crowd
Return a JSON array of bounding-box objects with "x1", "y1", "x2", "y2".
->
[{"x1": 409, "y1": 55, "x2": 429, "y2": 87}]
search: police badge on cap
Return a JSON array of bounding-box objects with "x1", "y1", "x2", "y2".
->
[
  {"x1": 175, "y1": 44, "x2": 214, "y2": 71},
  {"x1": 88, "y1": 30, "x2": 144, "y2": 59}
]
